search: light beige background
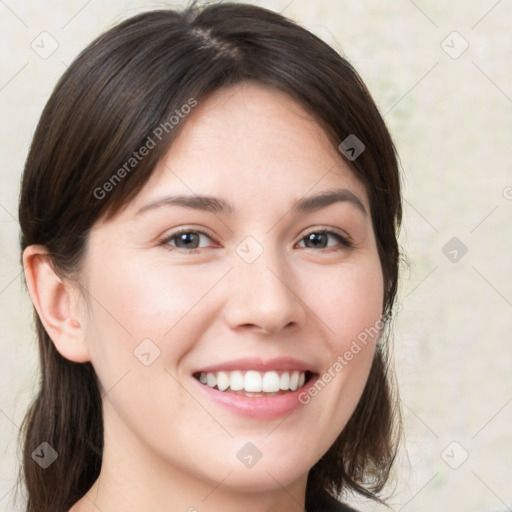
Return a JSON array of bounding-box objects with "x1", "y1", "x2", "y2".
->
[{"x1": 1, "y1": 1, "x2": 511, "y2": 511}]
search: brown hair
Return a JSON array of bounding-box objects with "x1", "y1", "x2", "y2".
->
[{"x1": 16, "y1": 2, "x2": 402, "y2": 511}]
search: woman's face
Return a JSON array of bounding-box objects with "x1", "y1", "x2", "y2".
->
[{"x1": 78, "y1": 82, "x2": 384, "y2": 500}]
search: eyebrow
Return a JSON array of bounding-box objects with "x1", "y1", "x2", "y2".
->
[{"x1": 136, "y1": 189, "x2": 367, "y2": 217}]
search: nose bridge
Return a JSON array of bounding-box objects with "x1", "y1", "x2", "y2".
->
[{"x1": 223, "y1": 235, "x2": 304, "y2": 333}]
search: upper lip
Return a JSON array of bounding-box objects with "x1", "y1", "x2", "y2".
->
[{"x1": 193, "y1": 357, "x2": 316, "y2": 375}]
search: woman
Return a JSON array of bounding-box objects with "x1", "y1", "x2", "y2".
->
[{"x1": 16, "y1": 2, "x2": 402, "y2": 511}]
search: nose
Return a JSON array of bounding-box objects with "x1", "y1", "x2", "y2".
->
[{"x1": 222, "y1": 246, "x2": 306, "y2": 335}]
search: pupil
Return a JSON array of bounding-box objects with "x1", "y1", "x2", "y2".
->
[
  {"x1": 308, "y1": 233, "x2": 325, "y2": 248},
  {"x1": 178, "y1": 233, "x2": 198, "y2": 248}
]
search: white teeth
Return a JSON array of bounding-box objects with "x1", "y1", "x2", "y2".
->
[
  {"x1": 230, "y1": 370, "x2": 244, "y2": 391},
  {"x1": 216, "y1": 371, "x2": 230, "y2": 392},
  {"x1": 289, "y1": 371, "x2": 299, "y2": 391},
  {"x1": 198, "y1": 370, "x2": 308, "y2": 393},
  {"x1": 206, "y1": 373, "x2": 217, "y2": 388},
  {"x1": 279, "y1": 372, "x2": 290, "y2": 390},
  {"x1": 244, "y1": 371, "x2": 262, "y2": 392},
  {"x1": 262, "y1": 371, "x2": 280, "y2": 392}
]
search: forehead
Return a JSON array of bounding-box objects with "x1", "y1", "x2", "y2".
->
[{"x1": 124, "y1": 81, "x2": 370, "y2": 217}]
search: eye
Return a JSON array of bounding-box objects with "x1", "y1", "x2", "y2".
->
[
  {"x1": 160, "y1": 227, "x2": 352, "y2": 253},
  {"x1": 160, "y1": 228, "x2": 217, "y2": 251},
  {"x1": 297, "y1": 229, "x2": 352, "y2": 250}
]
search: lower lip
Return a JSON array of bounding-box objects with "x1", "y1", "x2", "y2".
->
[{"x1": 193, "y1": 375, "x2": 317, "y2": 420}]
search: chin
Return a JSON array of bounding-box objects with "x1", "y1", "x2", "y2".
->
[{"x1": 217, "y1": 466, "x2": 308, "y2": 493}]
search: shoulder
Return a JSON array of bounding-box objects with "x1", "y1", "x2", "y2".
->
[{"x1": 307, "y1": 490, "x2": 360, "y2": 512}]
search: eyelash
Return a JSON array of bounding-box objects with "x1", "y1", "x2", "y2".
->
[{"x1": 159, "y1": 227, "x2": 353, "y2": 253}]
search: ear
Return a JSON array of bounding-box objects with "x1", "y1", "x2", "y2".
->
[{"x1": 22, "y1": 245, "x2": 91, "y2": 363}]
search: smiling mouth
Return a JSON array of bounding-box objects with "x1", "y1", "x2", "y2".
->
[{"x1": 193, "y1": 370, "x2": 314, "y2": 397}]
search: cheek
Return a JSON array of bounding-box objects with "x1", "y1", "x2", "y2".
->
[
  {"x1": 83, "y1": 254, "x2": 228, "y2": 378},
  {"x1": 309, "y1": 258, "x2": 383, "y2": 392},
  {"x1": 282, "y1": 256, "x2": 385, "y2": 460},
  {"x1": 313, "y1": 258, "x2": 384, "y2": 353}
]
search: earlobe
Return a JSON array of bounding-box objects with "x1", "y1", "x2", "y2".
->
[{"x1": 22, "y1": 245, "x2": 91, "y2": 363}]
